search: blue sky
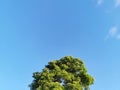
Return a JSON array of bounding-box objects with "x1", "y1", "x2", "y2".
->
[{"x1": 0, "y1": 0, "x2": 120, "y2": 90}]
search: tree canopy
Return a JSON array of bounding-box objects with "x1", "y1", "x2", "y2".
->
[{"x1": 30, "y1": 56, "x2": 94, "y2": 90}]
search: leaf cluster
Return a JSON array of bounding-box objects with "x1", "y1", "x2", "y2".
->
[{"x1": 30, "y1": 56, "x2": 94, "y2": 90}]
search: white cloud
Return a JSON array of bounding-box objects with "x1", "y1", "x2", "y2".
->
[
  {"x1": 117, "y1": 34, "x2": 120, "y2": 39},
  {"x1": 105, "y1": 26, "x2": 120, "y2": 40},
  {"x1": 97, "y1": 0, "x2": 103, "y2": 5},
  {"x1": 115, "y1": 0, "x2": 120, "y2": 7},
  {"x1": 96, "y1": 0, "x2": 120, "y2": 9},
  {"x1": 108, "y1": 26, "x2": 117, "y2": 37}
]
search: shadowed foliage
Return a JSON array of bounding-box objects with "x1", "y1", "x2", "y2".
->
[{"x1": 30, "y1": 56, "x2": 94, "y2": 90}]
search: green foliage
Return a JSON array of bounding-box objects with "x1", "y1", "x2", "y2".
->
[{"x1": 30, "y1": 56, "x2": 94, "y2": 90}]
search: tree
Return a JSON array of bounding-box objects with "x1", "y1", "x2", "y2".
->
[{"x1": 29, "y1": 56, "x2": 94, "y2": 90}]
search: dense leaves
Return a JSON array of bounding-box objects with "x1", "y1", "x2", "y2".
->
[{"x1": 30, "y1": 56, "x2": 94, "y2": 90}]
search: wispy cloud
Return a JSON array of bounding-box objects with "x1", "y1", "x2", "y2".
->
[
  {"x1": 97, "y1": 0, "x2": 103, "y2": 6},
  {"x1": 116, "y1": 34, "x2": 120, "y2": 39},
  {"x1": 96, "y1": 0, "x2": 120, "y2": 9},
  {"x1": 108, "y1": 26, "x2": 117, "y2": 37},
  {"x1": 105, "y1": 26, "x2": 120, "y2": 40},
  {"x1": 115, "y1": 0, "x2": 120, "y2": 8}
]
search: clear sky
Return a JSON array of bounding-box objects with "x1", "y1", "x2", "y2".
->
[{"x1": 0, "y1": 0, "x2": 120, "y2": 90}]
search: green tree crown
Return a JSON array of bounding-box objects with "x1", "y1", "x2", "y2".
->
[{"x1": 30, "y1": 56, "x2": 94, "y2": 90}]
